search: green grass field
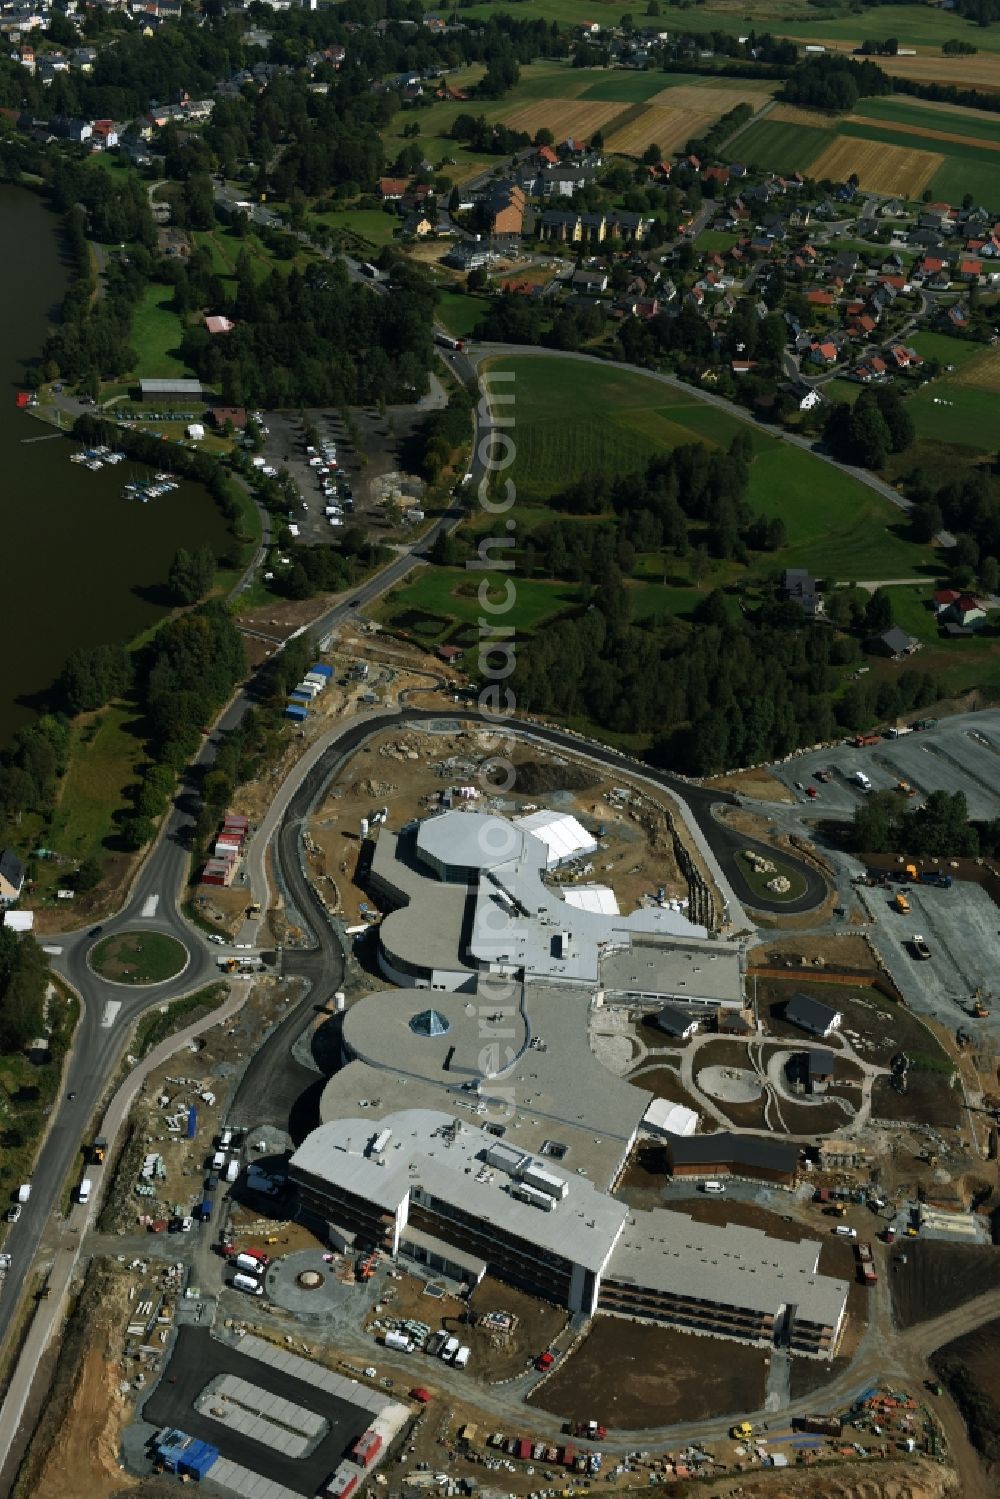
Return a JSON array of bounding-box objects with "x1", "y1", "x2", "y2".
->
[
  {"x1": 481, "y1": 357, "x2": 935, "y2": 579},
  {"x1": 131, "y1": 283, "x2": 190, "y2": 378},
  {"x1": 90, "y1": 931, "x2": 188, "y2": 984},
  {"x1": 386, "y1": 568, "x2": 579, "y2": 632},
  {"x1": 908, "y1": 331, "x2": 983, "y2": 369},
  {"x1": 693, "y1": 229, "x2": 739, "y2": 253},
  {"x1": 906, "y1": 381, "x2": 998, "y2": 451},
  {"x1": 436, "y1": 289, "x2": 493, "y2": 338},
  {"x1": 726, "y1": 118, "x2": 833, "y2": 174},
  {"x1": 45, "y1": 705, "x2": 148, "y2": 870},
  {"x1": 312, "y1": 207, "x2": 400, "y2": 248},
  {"x1": 852, "y1": 97, "x2": 1000, "y2": 144}
]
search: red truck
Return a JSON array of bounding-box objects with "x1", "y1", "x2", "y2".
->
[
  {"x1": 853, "y1": 733, "x2": 880, "y2": 747},
  {"x1": 854, "y1": 1242, "x2": 878, "y2": 1285}
]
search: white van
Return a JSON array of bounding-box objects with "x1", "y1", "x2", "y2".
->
[
  {"x1": 78, "y1": 1179, "x2": 92, "y2": 1204},
  {"x1": 701, "y1": 1180, "x2": 725, "y2": 1194},
  {"x1": 220, "y1": 1129, "x2": 233, "y2": 1149},
  {"x1": 441, "y1": 1336, "x2": 460, "y2": 1361},
  {"x1": 452, "y1": 1346, "x2": 471, "y2": 1369},
  {"x1": 233, "y1": 1272, "x2": 264, "y2": 1295},
  {"x1": 834, "y1": 1224, "x2": 858, "y2": 1239}
]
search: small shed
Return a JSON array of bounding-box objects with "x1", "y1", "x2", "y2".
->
[
  {"x1": 652, "y1": 1002, "x2": 701, "y2": 1040},
  {"x1": 186, "y1": 422, "x2": 205, "y2": 440}
]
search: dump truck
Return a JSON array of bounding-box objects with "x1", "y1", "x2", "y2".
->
[
  {"x1": 893, "y1": 893, "x2": 910, "y2": 914},
  {"x1": 910, "y1": 934, "x2": 931, "y2": 961},
  {"x1": 972, "y1": 998, "x2": 991, "y2": 1019},
  {"x1": 919, "y1": 870, "x2": 953, "y2": 888},
  {"x1": 730, "y1": 1421, "x2": 753, "y2": 1441},
  {"x1": 91, "y1": 1138, "x2": 108, "y2": 1165},
  {"x1": 853, "y1": 733, "x2": 880, "y2": 747}
]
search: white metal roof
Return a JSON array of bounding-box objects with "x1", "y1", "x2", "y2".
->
[
  {"x1": 2, "y1": 911, "x2": 34, "y2": 931},
  {"x1": 562, "y1": 884, "x2": 619, "y2": 916},
  {"x1": 513, "y1": 809, "x2": 598, "y2": 867},
  {"x1": 643, "y1": 1098, "x2": 698, "y2": 1137}
]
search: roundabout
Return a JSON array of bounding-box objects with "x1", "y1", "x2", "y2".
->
[{"x1": 88, "y1": 930, "x2": 189, "y2": 986}]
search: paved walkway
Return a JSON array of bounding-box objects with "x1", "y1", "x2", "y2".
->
[{"x1": 0, "y1": 979, "x2": 254, "y2": 1468}]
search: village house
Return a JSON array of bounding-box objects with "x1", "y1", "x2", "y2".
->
[{"x1": 0, "y1": 850, "x2": 25, "y2": 905}]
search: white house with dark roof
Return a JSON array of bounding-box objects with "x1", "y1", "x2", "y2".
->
[{"x1": 0, "y1": 850, "x2": 25, "y2": 905}]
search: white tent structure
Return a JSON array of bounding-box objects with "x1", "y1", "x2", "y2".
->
[
  {"x1": 563, "y1": 884, "x2": 619, "y2": 916},
  {"x1": 643, "y1": 1098, "x2": 698, "y2": 1138},
  {"x1": 513, "y1": 809, "x2": 598, "y2": 868}
]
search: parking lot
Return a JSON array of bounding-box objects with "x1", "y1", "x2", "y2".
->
[
  {"x1": 772, "y1": 710, "x2": 1000, "y2": 822},
  {"x1": 864, "y1": 877, "x2": 999, "y2": 1034},
  {"x1": 263, "y1": 405, "x2": 428, "y2": 547},
  {"x1": 143, "y1": 1326, "x2": 379, "y2": 1495}
]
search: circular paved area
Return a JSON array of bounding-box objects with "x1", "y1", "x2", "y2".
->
[
  {"x1": 697, "y1": 1065, "x2": 763, "y2": 1103},
  {"x1": 265, "y1": 1249, "x2": 368, "y2": 1319}
]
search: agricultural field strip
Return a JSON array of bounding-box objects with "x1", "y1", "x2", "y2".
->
[
  {"x1": 854, "y1": 95, "x2": 1000, "y2": 138},
  {"x1": 604, "y1": 105, "x2": 718, "y2": 155},
  {"x1": 808, "y1": 136, "x2": 943, "y2": 197},
  {"x1": 500, "y1": 98, "x2": 629, "y2": 138},
  {"x1": 724, "y1": 118, "x2": 834, "y2": 172},
  {"x1": 838, "y1": 117, "x2": 1000, "y2": 159}
]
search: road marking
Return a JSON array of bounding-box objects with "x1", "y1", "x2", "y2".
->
[
  {"x1": 142, "y1": 895, "x2": 159, "y2": 918},
  {"x1": 42, "y1": 945, "x2": 63, "y2": 956},
  {"x1": 101, "y1": 1001, "x2": 122, "y2": 1028}
]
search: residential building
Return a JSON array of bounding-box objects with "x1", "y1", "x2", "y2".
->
[
  {"x1": 0, "y1": 849, "x2": 25, "y2": 905},
  {"x1": 878, "y1": 626, "x2": 920, "y2": 658},
  {"x1": 651, "y1": 1003, "x2": 700, "y2": 1040},
  {"x1": 782, "y1": 569, "x2": 824, "y2": 619},
  {"x1": 784, "y1": 992, "x2": 842, "y2": 1038}
]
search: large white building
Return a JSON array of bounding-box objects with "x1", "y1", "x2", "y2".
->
[
  {"x1": 369, "y1": 809, "x2": 743, "y2": 1006},
  {"x1": 290, "y1": 1107, "x2": 848, "y2": 1359}
]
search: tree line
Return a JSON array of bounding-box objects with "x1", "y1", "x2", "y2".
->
[{"x1": 852, "y1": 787, "x2": 990, "y2": 858}]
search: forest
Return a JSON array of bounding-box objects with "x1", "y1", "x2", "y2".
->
[
  {"x1": 0, "y1": 928, "x2": 50, "y2": 1054},
  {"x1": 179, "y1": 254, "x2": 436, "y2": 408},
  {"x1": 462, "y1": 444, "x2": 941, "y2": 774}
]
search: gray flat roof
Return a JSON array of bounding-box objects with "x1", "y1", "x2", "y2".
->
[
  {"x1": 139, "y1": 377, "x2": 204, "y2": 394},
  {"x1": 606, "y1": 1208, "x2": 849, "y2": 1329},
  {"x1": 417, "y1": 810, "x2": 527, "y2": 872},
  {"x1": 338, "y1": 979, "x2": 650, "y2": 1189},
  {"x1": 290, "y1": 1109, "x2": 629, "y2": 1275},
  {"x1": 600, "y1": 940, "x2": 743, "y2": 1005}
]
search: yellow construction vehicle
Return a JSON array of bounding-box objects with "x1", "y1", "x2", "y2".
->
[{"x1": 730, "y1": 1421, "x2": 753, "y2": 1441}]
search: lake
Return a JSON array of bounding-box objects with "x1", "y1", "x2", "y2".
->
[{"x1": 0, "y1": 184, "x2": 233, "y2": 743}]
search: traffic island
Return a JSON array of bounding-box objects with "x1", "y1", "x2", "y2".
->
[{"x1": 89, "y1": 931, "x2": 189, "y2": 985}]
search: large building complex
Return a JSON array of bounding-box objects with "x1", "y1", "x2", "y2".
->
[
  {"x1": 369, "y1": 809, "x2": 743, "y2": 1007},
  {"x1": 291, "y1": 804, "x2": 847, "y2": 1361},
  {"x1": 290, "y1": 1108, "x2": 848, "y2": 1359}
]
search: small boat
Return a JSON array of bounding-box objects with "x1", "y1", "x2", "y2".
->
[{"x1": 86, "y1": 459, "x2": 103, "y2": 470}]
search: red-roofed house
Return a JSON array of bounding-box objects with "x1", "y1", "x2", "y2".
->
[
  {"x1": 377, "y1": 177, "x2": 408, "y2": 200},
  {"x1": 536, "y1": 144, "x2": 558, "y2": 166},
  {"x1": 958, "y1": 258, "x2": 983, "y2": 281},
  {"x1": 806, "y1": 290, "x2": 834, "y2": 307},
  {"x1": 810, "y1": 341, "x2": 838, "y2": 365},
  {"x1": 933, "y1": 588, "x2": 961, "y2": 614},
  {"x1": 731, "y1": 359, "x2": 756, "y2": 375},
  {"x1": 920, "y1": 256, "x2": 946, "y2": 276},
  {"x1": 91, "y1": 118, "x2": 118, "y2": 147},
  {"x1": 889, "y1": 345, "x2": 922, "y2": 369},
  {"x1": 703, "y1": 165, "x2": 729, "y2": 185}
]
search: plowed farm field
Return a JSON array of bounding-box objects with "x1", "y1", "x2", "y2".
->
[
  {"x1": 500, "y1": 98, "x2": 626, "y2": 139},
  {"x1": 648, "y1": 82, "x2": 770, "y2": 113},
  {"x1": 604, "y1": 104, "x2": 715, "y2": 156},
  {"x1": 809, "y1": 136, "x2": 942, "y2": 196}
]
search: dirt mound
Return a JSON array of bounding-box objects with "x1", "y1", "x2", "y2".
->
[
  {"x1": 512, "y1": 759, "x2": 599, "y2": 794},
  {"x1": 703, "y1": 1457, "x2": 958, "y2": 1498}
]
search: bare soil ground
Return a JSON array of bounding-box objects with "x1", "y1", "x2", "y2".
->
[
  {"x1": 707, "y1": 768, "x2": 795, "y2": 802},
  {"x1": 307, "y1": 728, "x2": 696, "y2": 927},
  {"x1": 752, "y1": 934, "x2": 878, "y2": 972},
  {"x1": 528, "y1": 1315, "x2": 767, "y2": 1428},
  {"x1": 892, "y1": 1243, "x2": 1000, "y2": 1330},
  {"x1": 16, "y1": 1260, "x2": 142, "y2": 1499},
  {"x1": 871, "y1": 1071, "x2": 964, "y2": 1131},
  {"x1": 932, "y1": 1317, "x2": 1000, "y2": 1483},
  {"x1": 99, "y1": 975, "x2": 298, "y2": 1233},
  {"x1": 700, "y1": 1458, "x2": 958, "y2": 1499},
  {"x1": 627, "y1": 1064, "x2": 700, "y2": 1111}
]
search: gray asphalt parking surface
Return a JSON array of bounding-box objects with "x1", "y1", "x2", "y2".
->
[
  {"x1": 142, "y1": 1326, "x2": 374, "y2": 1493},
  {"x1": 772, "y1": 711, "x2": 1000, "y2": 822},
  {"x1": 864, "y1": 879, "x2": 1000, "y2": 1032}
]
